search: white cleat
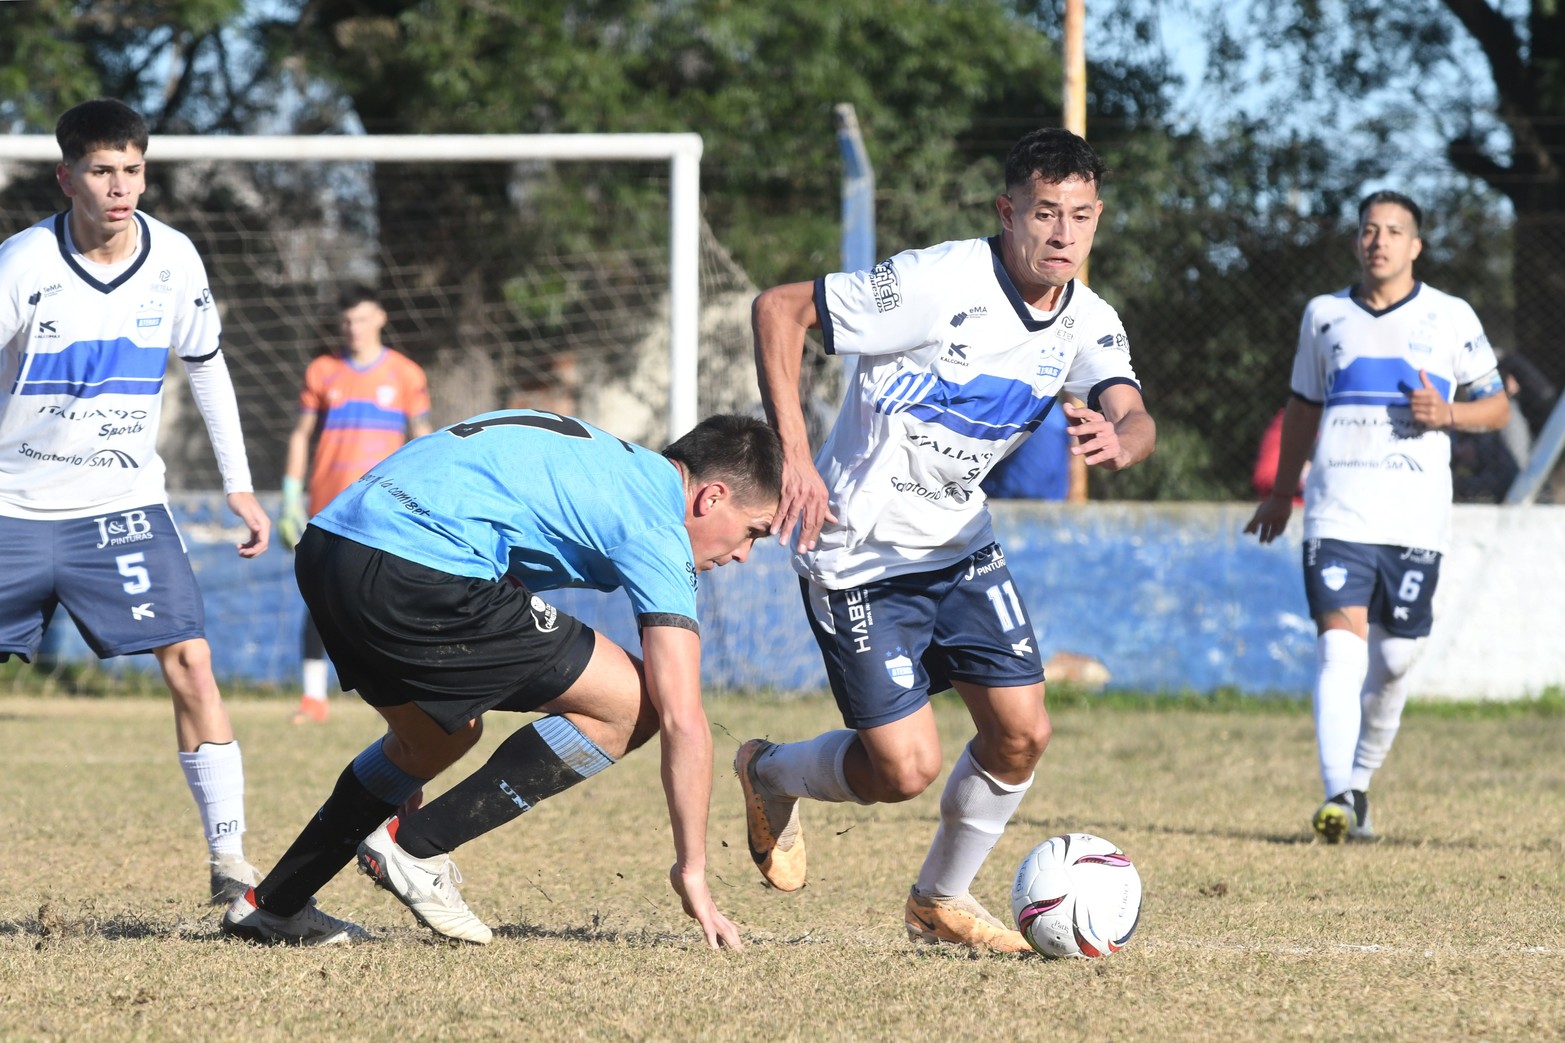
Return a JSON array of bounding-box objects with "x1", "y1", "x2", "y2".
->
[
  {"x1": 209, "y1": 853, "x2": 262, "y2": 906},
  {"x1": 221, "y1": 888, "x2": 370, "y2": 946},
  {"x1": 357, "y1": 819, "x2": 493, "y2": 945}
]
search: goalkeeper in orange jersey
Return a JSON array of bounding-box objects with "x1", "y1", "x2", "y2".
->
[{"x1": 279, "y1": 285, "x2": 432, "y2": 723}]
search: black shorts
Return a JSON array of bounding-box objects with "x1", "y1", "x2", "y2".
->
[{"x1": 295, "y1": 527, "x2": 596, "y2": 733}]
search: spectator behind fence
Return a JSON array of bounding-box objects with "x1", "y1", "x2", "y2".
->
[
  {"x1": 1244, "y1": 189, "x2": 1511, "y2": 846},
  {"x1": 278, "y1": 285, "x2": 432, "y2": 724},
  {"x1": 0, "y1": 98, "x2": 269, "y2": 904},
  {"x1": 1252, "y1": 406, "x2": 1306, "y2": 503}
]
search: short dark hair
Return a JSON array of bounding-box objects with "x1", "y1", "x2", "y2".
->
[
  {"x1": 1358, "y1": 190, "x2": 1423, "y2": 233},
  {"x1": 1003, "y1": 128, "x2": 1106, "y2": 193},
  {"x1": 55, "y1": 99, "x2": 149, "y2": 164},
  {"x1": 337, "y1": 284, "x2": 383, "y2": 312},
  {"x1": 663, "y1": 414, "x2": 783, "y2": 507}
]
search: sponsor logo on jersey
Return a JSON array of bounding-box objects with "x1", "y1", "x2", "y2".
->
[
  {"x1": 907, "y1": 433, "x2": 989, "y2": 465},
  {"x1": 35, "y1": 405, "x2": 151, "y2": 423},
  {"x1": 194, "y1": 287, "x2": 213, "y2": 309},
  {"x1": 889, "y1": 475, "x2": 961, "y2": 502},
  {"x1": 844, "y1": 587, "x2": 873, "y2": 654},
  {"x1": 1407, "y1": 339, "x2": 1433, "y2": 357},
  {"x1": 529, "y1": 594, "x2": 559, "y2": 633},
  {"x1": 1320, "y1": 563, "x2": 1348, "y2": 591},
  {"x1": 37, "y1": 320, "x2": 59, "y2": 338},
  {"x1": 1400, "y1": 548, "x2": 1438, "y2": 565},
  {"x1": 1380, "y1": 453, "x2": 1424, "y2": 471},
  {"x1": 949, "y1": 306, "x2": 988, "y2": 327},
  {"x1": 39, "y1": 283, "x2": 63, "y2": 300},
  {"x1": 1393, "y1": 605, "x2": 1410, "y2": 621},
  {"x1": 1011, "y1": 637, "x2": 1034, "y2": 657},
  {"x1": 95, "y1": 509, "x2": 156, "y2": 549},
  {"x1": 883, "y1": 648, "x2": 915, "y2": 688},
  {"x1": 371, "y1": 476, "x2": 433, "y2": 517},
  {"x1": 97, "y1": 420, "x2": 145, "y2": 438},
  {"x1": 869, "y1": 259, "x2": 901, "y2": 313},
  {"x1": 14, "y1": 443, "x2": 137, "y2": 468},
  {"x1": 943, "y1": 344, "x2": 970, "y2": 367},
  {"x1": 131, "y1": 603, "x2": 156, "y2": 620}
]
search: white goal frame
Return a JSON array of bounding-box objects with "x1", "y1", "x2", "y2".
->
[{"x1": 0, "y1": 133, "x2": 705, "y2": 437}]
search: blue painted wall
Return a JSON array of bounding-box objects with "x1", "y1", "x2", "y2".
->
[{"x1": 32, "y1": 496, "x2": 1318, "y2": 696}]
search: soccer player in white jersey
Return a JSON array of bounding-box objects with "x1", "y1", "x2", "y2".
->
[
  {"x1": 1245, "y1": 190, "x2": 1510, "y2": 843},
  {"x1": 0, "y1": 99, "x2": 271, "y2": 901},
  {"x1": 739, "y1": 127, "x2": 1156, "y2": 952}
]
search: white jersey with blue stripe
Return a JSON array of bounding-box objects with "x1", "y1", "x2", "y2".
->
[
  {"x1": 803, "y1": 236, "x2": 1140, "y2": 588},
  {"x1": 0, "y1": 211, "x2": 222, "y2": 518},
  {"x1": 1292, "y1": 282, "x2": 1502, "y2": 552},
  {"x1": 311, "y1": 410, "x2": 701, "y2": 628}
]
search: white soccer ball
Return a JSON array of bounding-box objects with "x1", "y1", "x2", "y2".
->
[{"x1": 1010, "y1": 832, "x2": 1142, "y2": 958}]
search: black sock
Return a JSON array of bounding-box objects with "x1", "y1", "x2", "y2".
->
[
  {"x1": 396, "y1": 718, "x2": 612, "y2": 858},
  {"x1": 253, "y1": 763, "x2": 397, "y2": 916}
]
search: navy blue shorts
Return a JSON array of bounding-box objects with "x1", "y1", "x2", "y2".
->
[
  {"x1": 1302, "y1": 537, "x2": 1440, "y2": 638},
  {"x1": 801, "y1": 542, "x2": 1045, "y2": 730},
  {"x1": 0, "y1": 505, "x2": 205, "y2": 660},
  {"x1": 295, "y1": 527, "x2": 596, "y2": 734}
]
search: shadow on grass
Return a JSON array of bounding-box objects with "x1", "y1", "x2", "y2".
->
[{"x1": 2, "y1": 904, "x2": 213, "y2": 943}]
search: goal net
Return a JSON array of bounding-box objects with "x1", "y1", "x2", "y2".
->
[{"x1": 0, "y1": 134, "x2": 803, "y2": 493}]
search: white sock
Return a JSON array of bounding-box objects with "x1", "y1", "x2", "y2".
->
[
  {"x1": 1313, "y1": 629, "x2": 1368, "y2": 799},
  {"x1": 915, "y1": 741, "x2": 1032, "y2": 898},
  {"x1": 1351, "y1": 626, "x2": 1422, "y2": 792},
  {"x1": 754, "y1": 730, "x2": 870, "y2": 805},
  {"x1": 301, "y1": 659, "x2": 329, "y2": 702},
  {"x1": 178, "y1": 741, "x2": 246, "y2": 858}
]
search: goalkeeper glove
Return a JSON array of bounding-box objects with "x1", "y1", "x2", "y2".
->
[{"x1": 279, "y1": 476, "x2": 308, "y2": 550}]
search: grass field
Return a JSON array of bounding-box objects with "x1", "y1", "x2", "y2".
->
[{"x1": 2, "y1": 687, "x2": 1563, "y2": 1042}]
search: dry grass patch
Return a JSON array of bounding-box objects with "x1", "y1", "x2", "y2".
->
[{"x1": 1, "y1": 691, "x2": 1561, "y2": 1041}]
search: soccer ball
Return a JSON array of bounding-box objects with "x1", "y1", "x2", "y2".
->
[{"x1": 1010, "y1": 832, "x2": 1142, "y2": 958}]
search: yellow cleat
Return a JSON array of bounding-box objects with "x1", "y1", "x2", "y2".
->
[
  {"x1": 1312, "y1": 794, "x2": 1356, "y2": 845},
  {"x1": 905, "y1": 887, "x2": 1031, "y2": 954},
  {"x1": 735, "y1": 738, "x2": 806, "y2": 892}
]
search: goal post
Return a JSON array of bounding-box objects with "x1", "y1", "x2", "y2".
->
[{"x1": 0, "y1": 132, "x2": 705, "y2": 440}]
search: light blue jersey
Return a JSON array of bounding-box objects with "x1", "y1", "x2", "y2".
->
[{"x1": 311, "y1": 410, "x2": 698, "y2": 625}]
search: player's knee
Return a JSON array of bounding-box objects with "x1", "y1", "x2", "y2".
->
[{"x1": 873, "y1": 753, "x2": 942, "y2": 803}]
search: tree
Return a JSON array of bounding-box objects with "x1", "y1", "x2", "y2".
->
[{"x1": 1205, "y1": 0, "x2": 1565, "y2": 388}]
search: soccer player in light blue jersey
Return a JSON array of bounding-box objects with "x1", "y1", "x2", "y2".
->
[
  {"x1": 223, "y1": 411, "x2": 780, "y2": 948},
  {"x1": 739, "y1": 128, "x2": 1156, "y2": 952},
  {"x1": 0, "y1": 100, "x2": 270, "y2": 904},
  {"x1": 1246, "y1": 190, "x2": 1511, "y2": 843}
]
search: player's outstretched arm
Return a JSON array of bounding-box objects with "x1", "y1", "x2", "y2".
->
[
  {"x1": 641, "y1": 624, "x2": 744, "y2": 951},
  {"x1": 226, "y1": 491, "x2": 270, "y2": 558},
  {"x1": 753, "y1": 281, "x2": 836, "y2": 552}
]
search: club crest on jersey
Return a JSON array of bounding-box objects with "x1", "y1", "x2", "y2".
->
[
  {"x1": 883, "y1": 648, "x2": 915, "y2": 688},
  {"x1": 135, "y1": 300, "x2": 165, "y2": 329},
  {"x1": 375, "y1": 385, "x2": 399, "y2": 408},
  {"x1": 1320, "y1": 563, "x2": 1348, "y2": 591}
]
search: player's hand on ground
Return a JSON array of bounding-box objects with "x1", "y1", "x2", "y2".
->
[
  {"x1": 773, "y1": 452, "x2": 835, "y2": 553},
  {"x1": 669, "y1": 863, "x2": 744, "y2": 951},
  {"x1": 1063, "y1": 401, "x2": 1127, "y2": 469},
  {"x1": 1407, "y1": 369, "x2": 1452, "y2": 430},
  {"x1": 1244, "y1": 495, "x2": 1293, "y2": 544},
  {"x1": 227, "y1": 491, "x2": 271, "y2": 558}
]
